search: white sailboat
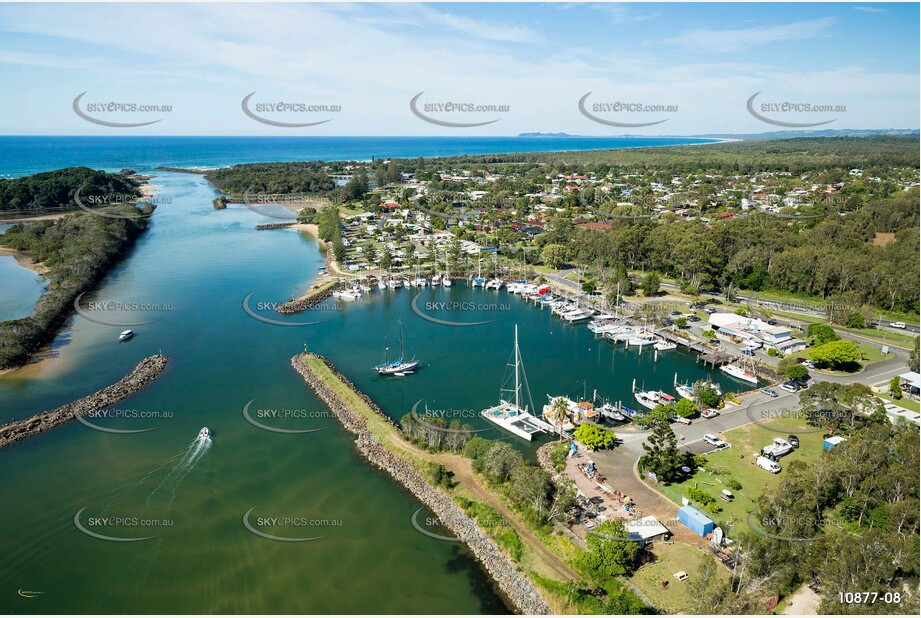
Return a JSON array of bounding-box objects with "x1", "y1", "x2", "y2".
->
[
  {"x1": 374, "y1": 321, "x2": 420, "y2": 376},
  {"x1": 480, "y1": 325, "x2": 551, "y2": 440}
]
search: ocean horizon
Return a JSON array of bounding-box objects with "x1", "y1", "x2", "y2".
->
[{"x1": 0, "y1": 135, "x2": 717, "y2": 178}]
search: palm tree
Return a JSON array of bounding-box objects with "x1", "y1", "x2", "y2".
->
[{"x1": 548, "y1": 397, "x2": 570, "y2": 441}]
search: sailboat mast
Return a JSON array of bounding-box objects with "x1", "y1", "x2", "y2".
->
[{"x1": 514, "y1": 325, "x2": 520, "y2": 410}]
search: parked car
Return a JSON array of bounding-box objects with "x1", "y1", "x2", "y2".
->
[
  {"x1": 761, "y1": 388, "x2": 778, "y2": 397},
  {"x1": 780, "y1": 382, "x2": 799, "y2": 393},
  {"x1": 687, "y1": 315, "x2": 701, "y2": 322},
  {"x1": 890, "y1": 322, "x2": 907, "y2": 329},
  {"x1": 803, "y1": 361, "x2": 816, "y2": 369},
  {"x1": 671, "y1": 415, "x2": 692, "y2": 425},
  {"x1": 741, "y1": 348, "x2": 756, "y2": 357},
  {"x1": 788, "y1": 434, "x2": 800, "y2": 449},
  {"x1": 704, "y1": 307, "x2": 717, "y2": 314},
  {"x1": 700, "y1": 408, "x2": 719, "y2": 419},
  {"x1": 670, "y1": 310, "x2": 683, "y2": 316},
  {"x1": 794, "y1": 357, "x2": 808, "y2": 364},
  {"x1": 767, "y1": 319, "x2": 778, "y2": 325},
  {"x1": 756, "y1": 456, "x2": 782, "y2": 473},
  {"x1": 708, "y1": 339, "x2": 720, "y2": 345},
  {"x1": 703, "y1": 434, "x2": 728, "y2": 448}
]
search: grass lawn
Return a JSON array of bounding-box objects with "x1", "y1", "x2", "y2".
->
[
  {"x1": 629, "y1": 542, "x2": 723, "y2": 613},
  {"x1": 878, "y1": 392, "x2": 921, "y2": 413},
  {"x1": 662, "y1": 417, "x2": 824, "y2": 539}
]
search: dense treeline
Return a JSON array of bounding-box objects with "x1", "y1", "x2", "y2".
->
[
  {"x1": 204, "y1": 162, "x2": 335, "y2": 194},
  {"x1": 559, "y1": 190, "x2": 920, "y2": 313},
  {"x1": 418, "y1": 136, "x2": 921, "y2": 174},
  {"x1": 0, "y1": 206, "x2": 153, "y2": 368},
  {"x1": 0, "y1": 167, "x2": 141, "y2": 212},
  {"x1": 701, "y1": 417, "x2": 919, "y2": 615}
]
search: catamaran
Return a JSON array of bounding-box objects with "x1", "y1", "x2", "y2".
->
[
  {"x1": 374, "y1": 321, "x2": 420, "y2": 376},
  {"x1": 480, "y1": 325, "x2": 552, "y2": 440}
]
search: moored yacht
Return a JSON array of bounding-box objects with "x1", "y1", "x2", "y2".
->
[
  {"x1": 720, "y1": 363, "x2": 758, "y2": 384},
  {"x1": 480, "y1": 325, "x2": 551, "y2": 440},
  {"x1": 374, "y1": 321, "x2": 420, "y2": 376}
]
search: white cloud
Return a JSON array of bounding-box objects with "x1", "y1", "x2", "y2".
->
[{"x1": 668, "y1": 18, "x2": 836, "y2": 53}]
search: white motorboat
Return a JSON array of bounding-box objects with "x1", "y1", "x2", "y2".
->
[
  {"x1": 197, "y1": 427, "x2": 211, "y2": 442},
  {"x1": 654, "y1": 340, "x2": 677, "y2": 351},
  {"x1": 387, "y1": 278, "x2": 402, "y2": 289},
  {"x1": 431, "y1": 274, "x2": 442, "y2": 286},
  {"x1": 377, "y1": 280, "x2": 387, "y2": 290},
  {"x1": 118, "y1": 330, "x2": 134, "y2": 342},
  {"x1": 333, "y1": 288, "x2": 362, "y2": 301},
  {"x1": 562, "y1": 308, "x2": 593, "y2": 323},
  {"x1": 599, "y1": 403, "x2": 626, "y2": 422},
  {"x1": 628, "y1": 331, "x2": 659, "y2": 346}
]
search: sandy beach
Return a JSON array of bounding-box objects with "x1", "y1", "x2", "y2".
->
[{"x1": 0, "y1": 246, "x2": 49, "y2": 275}]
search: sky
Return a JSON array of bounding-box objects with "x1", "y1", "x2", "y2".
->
[{"x1": 0, "y1": 2, "x2": 917, "y2": 135}]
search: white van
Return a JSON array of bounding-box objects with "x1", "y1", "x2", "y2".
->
[{"x1": 756, "y1": 456, "x2": 781, "y2": 473}]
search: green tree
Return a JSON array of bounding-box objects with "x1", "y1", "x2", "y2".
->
[
  {"x1": 331, "y1": 238, "x2": 346, "y2": 264},
  {"x1": 910, "y1": 337, "x2": 920, "y2": 373},
  {"x1": 641, "y1": 271, "x2": 661, "y2": 296},
  {"x1": 573, "y1": 424, "x2": 616, "y2": 450},
  {"x1": 784, "y1": 363, "x2": 810, "y2": 381},
  {"x1": 806, "y1": 323, "x2": 840, "y2": 345},
  {"x1": 674, "y1": 398, "x2": 697, "y2": 418},
  {"x1": 540, "y1": 243, "x2": 571, "y2": 269},
  {"x1": 578, "y1": 520, "x2": 639, "y2": 577},
  {"x1": 639, "y1": 419, "x2": 685, "y2": 482},
  {"x1": 674, "y1": 317, "x2": 688, "y2": 328},
  {"x1": 810, "y1": 339, "x2": 862, "y2": 369},
  {"x1": 889, "y1": 375, "x2": 903, "y2": 399}
]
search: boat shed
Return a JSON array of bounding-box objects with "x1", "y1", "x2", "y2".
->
[
  {"x1": 624, "y1": 515, "x2": 670, "y2": 543},
  {"x1": 678, "y1": 505, "x2": 714, "y2": 537},
  {"x1": 823, "y1": 436, "x2": 846, "y2": 451}
]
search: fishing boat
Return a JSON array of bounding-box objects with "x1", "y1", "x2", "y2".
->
[
  {"x1": 628, "y1": 331, "x2": 659, "y2": 346},
  {"x1": 197, "y1": 427, "x2": 211, "y2": 442},
  {"x1": 654, "y1": 340, "x2": 677, "y2": 351},
  {"x1": 542, "y1": 397, "x2": 576, "y2": 432},
  {"x1": 720, "y1": 363, "x2": 757, "y2": 384},
  {"x1": 480, "y1": 325, "x2": 552, "y2": 440},
  {"x1": 118, "y1": 329, "x2": 134, "y2": 342},
  {"x1": 374, "y1": 321, "x2": 420, "y2": 376},
  {"x1": 632, "y1": 379, "x2": 674, "y2": 409}
]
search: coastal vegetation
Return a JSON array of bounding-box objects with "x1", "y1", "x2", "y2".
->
[
  {"x1": 204, "y1": 162, "x2": 334, "y2": 194},
  {"x1": 0, "y1": 167, "x2": 141, "y2": 213},
  {"x1": 0, "y1": 204, "x2": 153, "y2": 369}
]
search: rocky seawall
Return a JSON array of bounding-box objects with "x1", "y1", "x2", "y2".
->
[
  {"x1": 275, "y1": 280, "x2": 343, "y2": 314},
  {"x1": 255, "y1": 222, "x2": 297, "y2": 230},
  {"x1": 291, "y1": 353, "x2": 550, "y2": 615},
  {"x1": 0, "y1": 355, "x2": 169, "y2": 448}
]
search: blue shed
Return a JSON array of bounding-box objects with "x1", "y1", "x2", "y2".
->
[
  {"x1": 823, "y1": 436, "x2": 845, "y2": 451},
  {"x1": 678, "y1": 505, "x2": 715, "y2": 537}
]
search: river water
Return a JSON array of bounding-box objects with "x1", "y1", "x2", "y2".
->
[{"x1": 0, "y1": 161, "x2": 745, "y2": 615}]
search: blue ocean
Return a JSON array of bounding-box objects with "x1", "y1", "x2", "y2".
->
[{"x1": 0, "y1": 135, "x2": 715, "y2": 178}]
